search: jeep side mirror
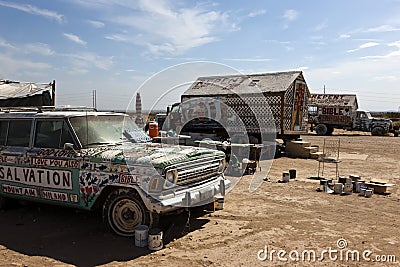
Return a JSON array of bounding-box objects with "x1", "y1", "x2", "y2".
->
[
  {"x1": 64, "y1": 143, "x2": 75, "y2": 150},
  {"x1": 64, "y1": 142, "x2": 79, "y2": 157}
]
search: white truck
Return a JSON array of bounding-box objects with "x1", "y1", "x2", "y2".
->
[{"x1": 308, "y1": 94, "x2": 393, "y2": 136}]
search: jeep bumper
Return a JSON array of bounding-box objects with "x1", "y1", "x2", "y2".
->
[{"x1": 147, "y1": 176, "x2": 231, "y2": 213}]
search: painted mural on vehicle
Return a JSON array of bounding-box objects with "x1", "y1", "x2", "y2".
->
[{"x1": 0, "y1": 141, "x2": 224, "y2": 209}]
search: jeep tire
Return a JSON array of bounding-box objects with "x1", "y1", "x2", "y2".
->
[
  {"x1": 326, "y1": 126, "x2": 334, "y2": 135},
  {"x1": 102, "y1": 189, "x2": 150, "y2": 237},
  {"x1": 315, "y1": 124, "x2": 328, "y2": 136},
  {"x1": 371, "y1": 126, "x2": 387, "y2": 136}
]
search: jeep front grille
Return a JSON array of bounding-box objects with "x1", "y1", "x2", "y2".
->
[{"x1": 165, "y1": 157, "x2": 222, "y2": 186}]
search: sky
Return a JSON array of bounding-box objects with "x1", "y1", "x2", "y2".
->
[{"x1": 1, "y1": 0, "x2": 400, "y2": 112}]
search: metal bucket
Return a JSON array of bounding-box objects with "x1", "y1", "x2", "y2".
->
[
  {"x1": 214, "y1": 196, "x2": 224, "y2": 210},
  {"x1": 343, "y1": 183, "x2": 353, "y2": 194},
  {"x1": 338, "y1": 176, "x2": 347, "y2": 184},
  {"x1": 365, "y1": 189, "x2": 373, "y2": 198},
  {"x1": 333, "y1": 183, "x2": 343, "y2": 194},
  {"x1": 148, "y1": 228, "x2": 163, "y2": 251},
  {"x1": 282, "y1": 172, "x2": 290, "y2": 182},
  {"x1": 135, "y1": 225, "x2": 149, "y2": 247},
  {"x1": 359, "y1": 188, "x2": 366, "y2": 196},
  {"x1": 289, "y1": 169, "x2": 296, "y2": 179},
  {"x1": 354, "y1": 182, "x2": 363, "y2": 193}
]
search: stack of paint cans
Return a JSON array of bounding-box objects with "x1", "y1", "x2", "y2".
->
[
  {"x1": 358, "y1": 185, "x2": 373, "y2": 198},
  {"x1": 342, "y1": 177, "x2": 353, "y2": 195},
  {"x1": 333, "y1": 183, "x2": 343, "y2": 194},
  {"x1": 354, "y1": 179, "x2": 365, "y2": 193},
  {"x1": 349, "y1": 175, "x2": 361, "y2": 192},
  {"x1": 319, "y1": 179, "x2": 333, "y2": 192},
  {"x1": 359, "y1": 185, "x2": 367, "y2": 196}
]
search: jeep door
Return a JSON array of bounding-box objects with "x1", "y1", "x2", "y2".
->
[{"x1": 30, "y1": 119, "x2": 82, "y2": 206}]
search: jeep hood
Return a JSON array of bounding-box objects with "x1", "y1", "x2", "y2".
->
[{"x1": 82, "y1": 142, "x2": 224, "y2": 169}]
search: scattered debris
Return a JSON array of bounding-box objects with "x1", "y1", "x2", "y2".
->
[{"x1": 316, "y1": 174, "x2": 395, "y2": 198}]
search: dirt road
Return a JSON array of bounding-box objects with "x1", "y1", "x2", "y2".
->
[{"x1": 1, "y1": 133, "x2": 399, "y2": 266}]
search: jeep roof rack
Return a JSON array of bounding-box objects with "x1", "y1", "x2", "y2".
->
[
  {"x1": 0, "y1": 106, "x2": 97, "y2": 113},
  {"x1": 52, "y1": 106, "x2": 98, "y2": 112}
]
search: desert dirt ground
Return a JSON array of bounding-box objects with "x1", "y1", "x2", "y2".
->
[{"x1": 0, "y1": 131, "x2": 399, "y2": 267}]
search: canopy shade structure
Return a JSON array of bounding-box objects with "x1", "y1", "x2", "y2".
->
[{"x1": 0, "y1": 80, "x2": 55, "y2": 107}]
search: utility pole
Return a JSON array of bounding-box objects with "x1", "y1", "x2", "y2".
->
[
  {"x1": 92, "y1": 90, "x2": 97, "y2": 110},
  {"x1": 323, "y1": 85, "x2": 326, "y2": 94},
  {"x1": 52, "y1": 80, "x2": 56, "y2": 106}
]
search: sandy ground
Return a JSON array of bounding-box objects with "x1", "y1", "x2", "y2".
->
[{"x1": 0, "y1": 132, "x2": 399, "y2": 267}]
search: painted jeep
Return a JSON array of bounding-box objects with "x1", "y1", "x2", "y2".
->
[{"x1": 0, "y1": 108, "x2": 230, "y2": 236}]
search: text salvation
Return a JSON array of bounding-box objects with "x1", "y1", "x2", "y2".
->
[{"x1": 0, "y1": 166, "x2": 72, "y2": 190}]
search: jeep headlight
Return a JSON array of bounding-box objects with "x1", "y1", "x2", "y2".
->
[
  {"x1": 164, "y1": 169, "x2": 178, "y2": 188},
  {"x1": 218, "y1": 158, "x2": 226, "y2": 173}
]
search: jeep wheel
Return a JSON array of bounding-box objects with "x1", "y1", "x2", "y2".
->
[
  {"x1": 315, "y1": 124, "x2": 328, "y2": 136},
  {"x1": 102, "y1": 189, "x2": 149, "y2": 237},
  {"x1": 371, "y1": 126, "x2": 387, "y2": 136}
]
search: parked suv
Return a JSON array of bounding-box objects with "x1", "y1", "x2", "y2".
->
[{"x1": 0, "y1": 107, "x2": 230, "y2": 236}]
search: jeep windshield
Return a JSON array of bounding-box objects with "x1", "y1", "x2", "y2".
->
[
  {"x1": 365, "y1": 111, "x2": 373, "y2": 119},
  {"x1": 69, "y1": 114, "x2": 151, "y2": 148}
]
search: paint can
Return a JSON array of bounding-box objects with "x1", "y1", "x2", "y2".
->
[
  {"x1": 354, "y1": 182, "x2": 363, "y2": 193},
  {"x1": 338, "y1": 176, "x2": 347, "y2": 184},
  {"x1": 135, "y1": 225, "x2": 149, "y2": 247},
  {"x1": 333, "y1": 183, "x2": 343, "y2": 194},
  {"x1": 365, "y1": 189, "x2": 373, "y2": 198},
  {"x1": 148, "y1": 121, "x2": 159, "y2": 138},
  {"x1": 148, "y1": 228, "x2": 163, "y2": 251},
  {"x1": 282, "y1": 172, "x2": 290, "y2": 182},
  {"x1": 289, "y1": 169, "x2": 296, "y2": 179},
  {"x1": 214, "y1": 196, "x2": 225, "y2": 210},
  {"x1": 343, "y1": 183, "x2": 353, "y2": 194},
  {"x1": 359, "y1": 188, "x2": 366, "y2": 196}
]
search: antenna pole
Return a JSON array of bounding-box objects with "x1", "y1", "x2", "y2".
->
[
  {"x1": 52, "y1": 80, "x2": 56, "y2": 106},
  {"x1": 92, "y1": 90, "x2": 97, "y2": 110}
]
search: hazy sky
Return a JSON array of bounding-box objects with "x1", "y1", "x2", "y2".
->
[{"x1": 1, "y1": 0, "x2": 400, "y2": 111}]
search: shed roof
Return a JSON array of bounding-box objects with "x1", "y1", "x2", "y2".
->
[
  {"x1": 183, "y1": 71, "x2": 306, "y2": 96},
  {"x1": 309, "y1": 94, "x2": 358, "y2": 109}
]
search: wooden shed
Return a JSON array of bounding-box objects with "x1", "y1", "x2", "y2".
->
[{"x1": 182, "y1": 71, "x2": 311, "y2": 140}]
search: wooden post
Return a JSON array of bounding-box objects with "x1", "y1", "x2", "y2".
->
[{"x1": 280, "y1": 93, "x2": 285, "y2": 135}]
